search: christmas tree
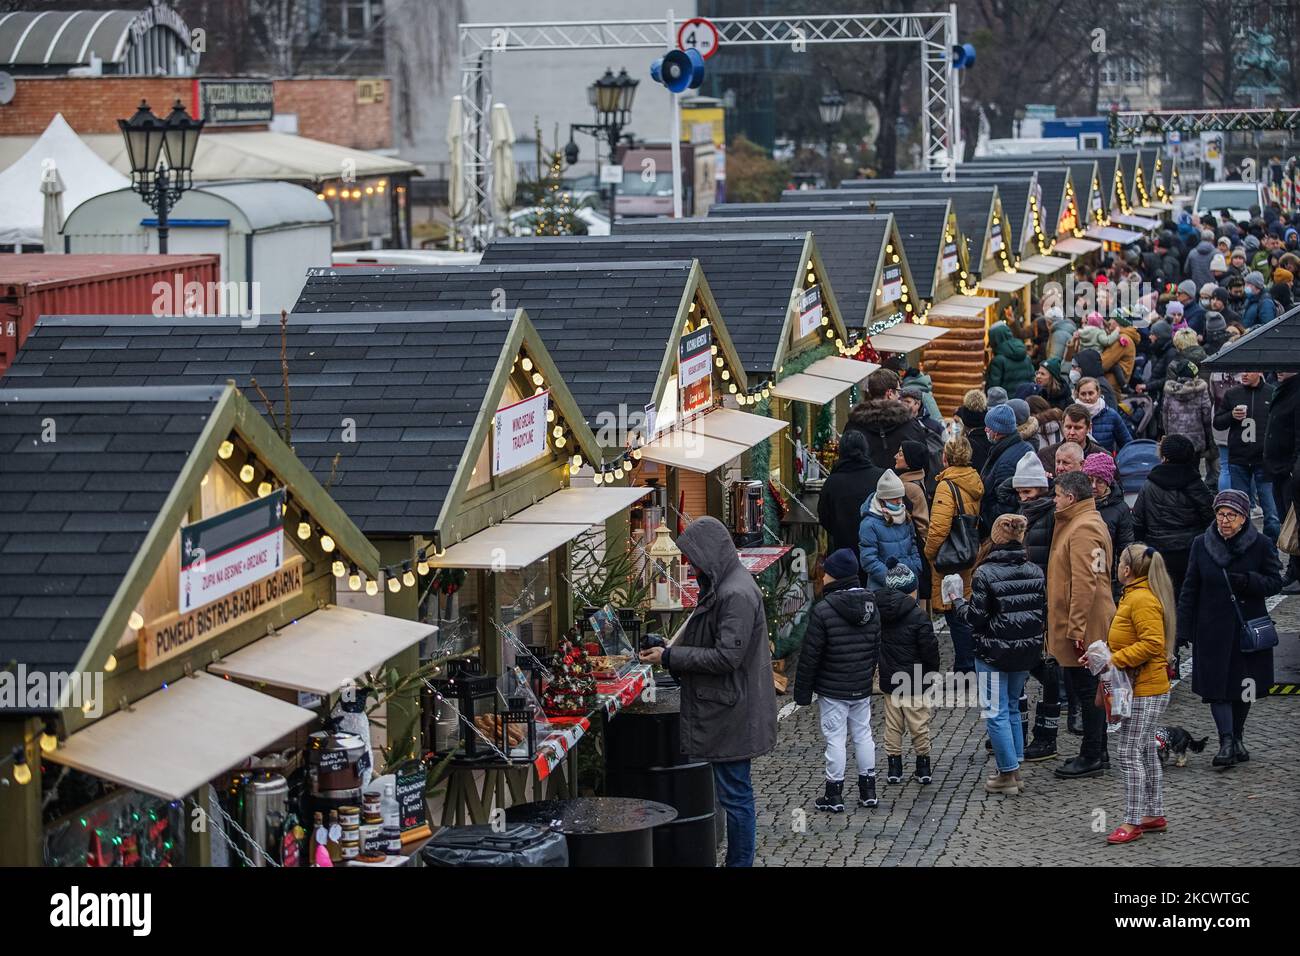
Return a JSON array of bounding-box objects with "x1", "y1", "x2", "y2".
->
[
  {"x1": 541, "y1": 639, "x2": 598, "y2": 716},
  {"x1": 525, "y1": 121, "x2": 584, "y2": 237}
]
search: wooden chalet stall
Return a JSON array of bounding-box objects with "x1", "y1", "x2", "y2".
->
[{"x1": 0, "y1": 382, "x2": 440, "y2": 866}]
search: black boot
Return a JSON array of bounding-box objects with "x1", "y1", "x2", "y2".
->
[
  {"x1": 1024, "y1": 703, "x2": 1059, "y2": 761},
  {"x1": 1233, "y1": 735, "x2": 1250, "y2": 763},
  {"x1": 1054, "y1": 754, "x2": 1104, "y2": 778},
  {"x1": 913, "y1": 754, "x2": 932, "y2": 785},
  {"x1": 1212, "y1": 734, "x2": 1237, "y2": 768},
  {"x1": 858, "y1": 771, "x2": 878, "y2": 807},
  {"x1": 814, "y1": 778, "x2": 845, "y2": 812},
  {"x1": 886, "y1": 754, "x2": 903, "y2": 784}
]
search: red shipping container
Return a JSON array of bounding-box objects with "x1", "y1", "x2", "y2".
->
[{"x1": 0, "y1": 254, "x2": 221, "y2": 374}]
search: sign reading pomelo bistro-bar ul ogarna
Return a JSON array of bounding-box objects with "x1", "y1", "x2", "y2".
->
[{"x1": 137, "y1": 491, "x2": 302, "y2": 671}]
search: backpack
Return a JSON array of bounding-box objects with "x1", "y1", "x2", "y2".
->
[
  {"x1": 920, "y1": 423, "x2": 945, "y2": 489},
  {"x1": 1115, "y1": 439, "x2": 1160, "y2": 494}
]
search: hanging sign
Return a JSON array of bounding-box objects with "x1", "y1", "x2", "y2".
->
[
  {"x1": 941, "y1": 242, "x2": 959, "y2": 275},
  {"x1": 141, "y1": 557, "x2": 304, "y2": 671},
  {"x1": 678, "y1": 325, "x2": 713, "y2": 418},
  {"x1": 989, "y1": 231, "x2": 1004, "y2": 254},
  {"x1": 493, "y1": 390, "x2": 550, "y2": 476},
  {"x1": 881, "y1": 264, "x2": 903, "y2": 303},
  {"x1": 796, "y1": 285, "x2": 823, "y2": 339},
  {"x1": 180, "y1": 491, "x2": 285, "y2": 612},
  {"x1": 1091, "y1": 186, "x2": 1103, "y2": 215}
]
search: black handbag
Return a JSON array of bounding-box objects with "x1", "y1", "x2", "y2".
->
[
  {"x1": 934, "y1": 480, "x2": 980, "y2": 573},
  {"x1": 1222, "y1": 568, "x2": 1279, "y2": 654}
]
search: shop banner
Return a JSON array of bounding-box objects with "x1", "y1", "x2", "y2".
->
[
  {"x1": 941, "y1": 242, "x2": 959, "y2": 275},
  {"x1": 796, "y1": 285, "x2": 823, "y2": 339},
  {"x1": 679, "y1": 325, "x2": 713, "y2": 418},
  {"x1": 1091, "y1": 188, "x2": 1103, "y2": 215},
  {"x1": 989, "y1": 232, "x2": 1003, "y2": 255},
  {"x1": 181, "y1": 491, "x2": 285, "y2": 612},
  {"x1": 141, "y1": 557, "x2": 304, "y2": 671},
  {"x1": 881, "y1": 264, "x2": 903, "y2": 303},
  {"x1": 493, "y1": 390, "x2": 549, "y2": 476},
  {"x1": 198, "y1": 78, "x2": 274, "y2": 126}
]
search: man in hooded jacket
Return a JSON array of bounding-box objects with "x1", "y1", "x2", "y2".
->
[
  {"x1": 846, "y1": 368, "x2": 930, "y2": 469},
  {"x1": 641, "y1": 516, "x2": 777, "y2": 866},
  {"x1": 1183, "y1": 230, "x2": 1218, "y2": 288}
]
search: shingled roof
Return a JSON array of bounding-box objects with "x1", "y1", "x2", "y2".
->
[
  {"x1": 798, "y1": 184, "x2": 997, "y2": 273},
  {"x1": 481, "y1": 233, "x2": 808, "y2": 377},
  {"x1": 293, "y1": 261, "x2": 708, "y2": 434},
  {"x1": 3, "y1": 311, "x2": 536, "y2": 537},
  {"x1": 618, "y1": 214, "x2": 892, "y2": 328},
  {"x1": 1204, "y1": 303, "x2": 1300, "y2": 371},
  {"x1": 0, "y1": 386, "x2": 221, "y2": 680}
]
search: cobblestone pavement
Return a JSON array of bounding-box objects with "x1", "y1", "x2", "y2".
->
[{"x1": 747, "y1": 596, "x2": 1300, "y2": 866}]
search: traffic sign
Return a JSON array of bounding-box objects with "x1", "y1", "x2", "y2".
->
[{"x1": 677, "y1": 17, "x2": 720, "y2": 59}]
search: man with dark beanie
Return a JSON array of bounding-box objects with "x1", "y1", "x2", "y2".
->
[{"x1": 795, "y1": 548, "x2": 882, "y2": 812}]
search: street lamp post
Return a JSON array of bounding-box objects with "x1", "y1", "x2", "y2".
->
[
  {"x1": 565, "y1": 67, "x2": 638, "y2": 229},
  {"x1": 818, "y1": 91, "x2": 845, "y2": 187},
  {"x1": 118, "y1": 99, "x2": 204, "y2": 254}
]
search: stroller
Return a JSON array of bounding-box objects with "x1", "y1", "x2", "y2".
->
[
  {"x1": 1116, "y1": 439, "x2": 1160, "y2": 507},
  {"x1": 1119, "y1": 393, "x2": 1157, "y2": 439}
]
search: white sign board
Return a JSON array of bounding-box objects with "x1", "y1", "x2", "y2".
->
[
  {"x1": 179, "y1": 492, "x2": 284, "y2": 613},
  {"x1": 493, "y1": 390, "x2": 550, "y2": 476},
  {"x1": 880, "y1": 264, "x2": 903, "y2": 303},
  {"x1": 941, "y1": 241, "x2": 959, "y2": 275},
  {"x1": 797, "y1": 285, "x2": 823, "y2": 339},
  {"x1": 990, "y1": 232, "x2": 1004, "y2": 254},
  {"x1": 600, "y1": 165, "x2": 624, "y2": 185}
]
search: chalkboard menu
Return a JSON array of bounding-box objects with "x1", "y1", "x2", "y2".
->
[
  {"x1": 395, "y1": 762, "x2": 430, "y2": 842},
  {"x1": 317, "y1": 749, "x2": 349, "y2": 772}
]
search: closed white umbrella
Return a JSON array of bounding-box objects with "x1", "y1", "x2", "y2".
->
[
  {"x1": 447, "y1": 96, "x2": 467, "y2": 228},
  {"x1": 40, "y1": 162, "x2": 66, "y2": 253},
  {"x1": 490, "y1": 103, "x2": 517, "y2": 223}
]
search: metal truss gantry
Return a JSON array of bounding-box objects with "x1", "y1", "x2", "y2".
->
[
  {"x1": 1110, "y1": 107, "x2": 1300, "y2": 144},
  {"x1": 455, "y1": 9, "x2": 959, "y2": 248}
]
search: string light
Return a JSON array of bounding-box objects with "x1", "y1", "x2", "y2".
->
[
  {"x1": 522, "y1": 357, "x2": 534, "y2": 372},
  {"x1": 128, "y1": 611, "x2": 144, "y2": 631},
  {"x1": 257, "y1": 479, "x2": 273, "y2": 498},
  {"x1": 365, "y1": 579, "x2": 379, "y2": 597},
  {"x1": 403, "y1": 564, "x2": 416, "y2": 588},
  {"x1": 332, "y1": 560, "x2": 346, "y2": 578},
  {"x1": 40, "y1": 721, "x2": 58, "y2": 754},
  {"x1": 218, "y1": 439, "x2": 234, "y2": 460},
  {"x1": 104, "y1": 654, "x2": 116, "y2": 673},
  {"x1": 297, "y1": 520, "x2": 311, "y2": 541},
  {"x1": 571, "y1": 454, "x2": 583, "y2": 470},
  {"x1": 348, "y1": 567, "x2": 362, "y2": 591},
  {"x1": 239, "y1": 457, "x2": 256, "y2": 483},
  {"x1": 603, "y1": 470, "x2": 615, "y2": 485},
  {"x1": 11, "y1": 748, "x2": 30, "y2": 786},
  {"x1": 320, "y1": 531, "x2": 335, "y2": 553},
  {"x1": 387, "y1": 572, "x2": 401, "y2": 593}
]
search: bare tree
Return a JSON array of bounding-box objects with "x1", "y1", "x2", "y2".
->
[{"x1": 248, "y1": 0, "x2": 316, "y2": 75}]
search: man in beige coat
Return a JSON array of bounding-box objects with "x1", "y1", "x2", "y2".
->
[{"x1": 1046, "y1": 471, "x2": 1116, "y2": 780}]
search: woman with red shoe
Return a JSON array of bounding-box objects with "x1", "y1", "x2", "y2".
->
[{"x1": 1104, "y1": 544, "x2": 1178, "y2": 845}]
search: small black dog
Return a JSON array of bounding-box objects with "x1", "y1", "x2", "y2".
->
[{"x1": 1156, "y1": 726, "x2": 1209, "y2": 767}]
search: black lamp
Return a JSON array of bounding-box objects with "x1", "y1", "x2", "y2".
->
[{"x1": 118, "y1": 99, "x2": 204, "y2": 254}]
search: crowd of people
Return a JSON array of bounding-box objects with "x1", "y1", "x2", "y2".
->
[
  {"x1": 641, "y1": 209, "x2": 1294, "y2": 866},
  {"x1": 802, "y1": 271, "x2": 1288, "y2": 844}
]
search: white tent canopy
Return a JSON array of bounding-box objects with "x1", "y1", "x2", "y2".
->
[{"x1": 0, "y1": 114, "x2": 128, "y2": 249}]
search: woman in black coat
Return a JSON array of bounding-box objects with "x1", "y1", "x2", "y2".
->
[
  {"x1": 818, "y1": 429, "x2": 884, "y2": 554},
  {"x1": 1132, "y1": 434, "x2": 1215, "y2": 598},
  {"x1": 1177, "y1": 489, "x2": 1283, "y2": 768}
]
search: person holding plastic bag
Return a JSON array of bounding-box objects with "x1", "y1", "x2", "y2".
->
[{"x1": 1101, "y1": 544, "x2": 1178, "y2": 846}]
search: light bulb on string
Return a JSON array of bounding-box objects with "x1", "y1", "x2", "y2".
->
[
  {"x1": 332, "y1": 560, "x2": 346, "y2": 578},
  {"x1": 320, "y1": 532, "x2": 335, "y2": 553},
  {"x1": 365, "y1": 579, "x2": 379, "y2": 597},
  {"x1": 128, "y1": 611, "x2": 144, "y2": 631},
  {"x1": 571, "y1": 454, "x2": 583, "y2": 470},
  {"x1": 104, "y1": 654, "x2": 116, "y2": 673},
  {"x1": 521, "y1": 357, "x2": 534, "y2": 372},
  {"x1": 239, "y1": 458, "x2": 256, "y2": 483},
  {"x1": 40, "y1": 721, "x2": 58, "y2": 754},
  {"x1": 348, "y1": 568, "x2": 362, "y2": 591},
  {"x1": 403, "y1": 565, "x2": 416, "y2": 588},
  {"x1": 218, "y1": 439, "x2": 234, "y2": 460},
  {"x1": 297, "y1": 520, "x2": 311, "y2": 541},
  {"x1": 11, "y1": 748, "x2": 30, "y2": 786},
  {"x1": 257, "y1": 480, "x2": 273, "y2": 498}
]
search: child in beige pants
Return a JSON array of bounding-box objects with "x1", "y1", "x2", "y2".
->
[{"x1": 873, "y1": 560, "x2": 940, "y2": 785}]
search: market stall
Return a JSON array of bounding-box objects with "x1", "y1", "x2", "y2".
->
[
  {"x1": 0, "y1": 382, "x2": 449, "y2": 867},
  {"x1": 5, "y1": 306, "x2": 670, "y2": 832}
]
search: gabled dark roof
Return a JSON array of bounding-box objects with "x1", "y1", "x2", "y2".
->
[
  {"x1": 481, "y1": 234, "x2": 804, "y2": 376},
  {"x1": 0, "y1": 385, "x2": 222, "y2": 677},
  {"x1": 887, "y1": 174, "x2": 1032, "y2": 252},
  {"x1": 293, "y1": 261, "x2": 694, "y2": 432},
  {"x1": 711, "y1": 199, "x2": 951, "y2": 298},
  {"x1": 797, "y1": 184, "x2": 996, "y2": 266},
  {"x1": 1204, "y1": 304, "x2": 1300, "y2": 370},
  {"x1": 618, "y1": 215, "x2": 889, "y2": 328},
  {"x1": 3, "y1": 311, "x2": 511, "y2": 536},
  {"x1": 962, "y1": 166, "x2": 1069, "y2": 236}
]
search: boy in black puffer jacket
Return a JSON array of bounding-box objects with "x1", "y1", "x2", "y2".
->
[
  {"x1": 795, "y1": 549, "x2": 882, "y2": 812},
  {"x1": 874, "y1": 559, "x2": 940, "y2": 788}
]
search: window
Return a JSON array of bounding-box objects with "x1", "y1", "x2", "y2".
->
[{"x1": 340, "y1": 0, "x2": 383, "y2": 39}]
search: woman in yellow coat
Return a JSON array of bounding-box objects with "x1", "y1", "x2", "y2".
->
[
  {"x1": 1104, "y1": 544, "x2": 1176, "y2": 846},
  {"x1": 923, "y1": 435, "x2": 984, "y2": 672}
]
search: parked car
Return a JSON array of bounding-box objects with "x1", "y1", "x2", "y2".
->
[{"x1": 1193, "y1": 181, "x2": 1267, "y2": 221}]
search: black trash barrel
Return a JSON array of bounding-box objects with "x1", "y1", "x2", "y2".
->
[
  {"x1": 605, "y1": 686, "x2": 719, "y2": 866},
  {"x1": 421, "y1": 824, "x2": 568, "y2": 867},
  {"x1": 505, "y1": 798, "x2": 676, "y2": 867}
]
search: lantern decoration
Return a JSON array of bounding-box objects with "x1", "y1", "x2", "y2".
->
[{"x1": 647, "y1": 521, "x2": 685, "y2": 611}]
